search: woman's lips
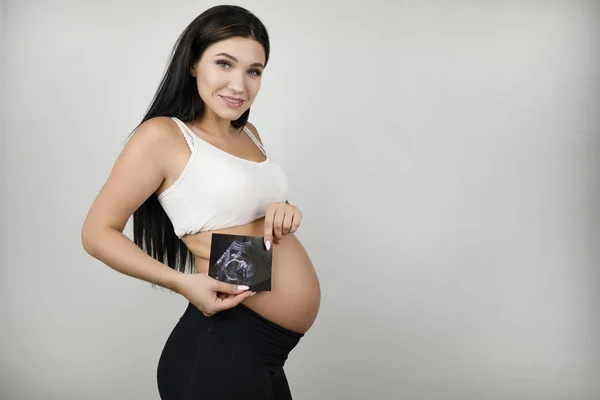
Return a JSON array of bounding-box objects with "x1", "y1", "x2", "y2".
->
[{"x1": 219, "y1": 95, "x2": 245, "y2": 108}]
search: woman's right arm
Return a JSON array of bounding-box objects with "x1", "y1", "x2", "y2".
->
[
  {"x1": 80, "y1": 118, "x2": 253, "y2": 315},
  {"x1": 81, "y1": 117, "x2": 184, "y2": 290}
]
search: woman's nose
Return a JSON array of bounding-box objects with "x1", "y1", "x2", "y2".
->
[{"x1": 227, "y1": 71, "x2": 246, "y2": 93}]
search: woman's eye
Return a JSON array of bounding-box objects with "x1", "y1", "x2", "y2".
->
[{"x1": 216, "y1": 61, "x2": 261, "y2": 76}]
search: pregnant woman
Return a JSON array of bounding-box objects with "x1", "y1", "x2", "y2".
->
[{"x1": 81, "y1": 5, "x2": 320, "y2": 399}]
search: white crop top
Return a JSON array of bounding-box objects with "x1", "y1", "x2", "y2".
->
[{"x1": 157, "y1": 117, "x2": 289, "y2": 238}]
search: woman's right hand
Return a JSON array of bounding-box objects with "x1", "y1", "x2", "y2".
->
[{"x1": 175, "y1": 273, "x2": 255, "y2": 317}]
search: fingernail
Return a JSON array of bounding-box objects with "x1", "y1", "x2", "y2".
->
[
  {"x1": 237, "y1": 285, "x2": 250, "y2": 290},
  {"x1": 251, "y1": 291, "x2": 256, "y2": 296},
  {"x1": 265, "y1": 241, "x2": 271, "y2": 251}
]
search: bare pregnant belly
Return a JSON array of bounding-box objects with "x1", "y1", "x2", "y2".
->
[{"x1": 182, "y1": 218, "x2": 321, "y2": 334}]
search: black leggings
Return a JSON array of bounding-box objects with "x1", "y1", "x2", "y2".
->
[{"x1": 157, "y1": 302, "x2": 304, "y2": 399}]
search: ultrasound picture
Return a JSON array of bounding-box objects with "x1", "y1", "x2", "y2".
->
[{"x1": 208, "y1": 233, "x2": 272, "y2": 291}]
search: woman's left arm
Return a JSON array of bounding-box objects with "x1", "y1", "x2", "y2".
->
[
  {"x1": 245, "y1": 122, "x2": 303, "y2": 249},
  {"x1": 263, "y1": 201, "x2": 303, "y2": 250}
]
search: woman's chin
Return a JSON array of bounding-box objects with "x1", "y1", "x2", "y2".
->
[{"x1": 215, "y1": 106, "x2": 250, "y2": 121}]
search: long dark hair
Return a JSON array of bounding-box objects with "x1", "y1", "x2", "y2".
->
[{"x1": 130, "y1": 5, "x2": 270, "y2": 275}]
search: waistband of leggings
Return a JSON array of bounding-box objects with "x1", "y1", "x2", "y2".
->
[
  {"x1": 180, "y1": 302, "x2": 303, "y2": 366},
  {"x1": 181, "y1": 302, "x2": 303, "y2": 337},
  {"x1": 237, "y1": 303, "x2": 304, "y2": 339}
]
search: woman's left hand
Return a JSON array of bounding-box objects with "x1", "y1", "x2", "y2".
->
[{"x1": 263, "y1": 201, "x2": 302, "y2": 250}]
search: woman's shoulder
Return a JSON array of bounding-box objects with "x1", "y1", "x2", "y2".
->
[
  {"x1": 127, "y1": 116, "x2": 184, "y2": 148},
  {"x1": 244, "y1": 121, "x2": 264, "y2": 145},
  {"x1": 131, "y1": 116, "x2": 179, "y2": 139},
  {"x1": 123, "y1": 116, "x2": 187, "y2": 167}
]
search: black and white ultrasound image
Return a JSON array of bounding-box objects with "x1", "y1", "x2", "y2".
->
[{"x1": 208, "y1": 233, "x2": 272, "y2": 291}]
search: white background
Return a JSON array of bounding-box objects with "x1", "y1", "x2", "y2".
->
[{"x1": 1, "y1": 0, "x2": 599, "y2": 399}]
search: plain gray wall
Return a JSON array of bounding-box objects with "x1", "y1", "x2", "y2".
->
[{"x1": 1, "y1": 0, "x2": 599, "y2": 399}]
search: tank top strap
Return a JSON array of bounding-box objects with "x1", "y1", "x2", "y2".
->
[
  {"x1": 171, "y1": 117, "x2": 196, "y2": 151},
  {"x1": 243, "y1": 125, "x2": 267, "y2": 156}
]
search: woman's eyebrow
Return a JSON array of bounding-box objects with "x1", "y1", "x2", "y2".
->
[{"x1": 215, "y1": 52, "x2": 264, "y2": 68}]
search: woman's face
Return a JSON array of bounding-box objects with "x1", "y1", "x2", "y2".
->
[{"x1": 192, "y1": 37, "x2": 266, "y2": 122}]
